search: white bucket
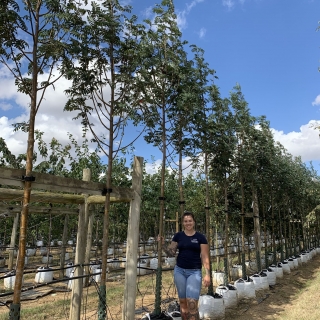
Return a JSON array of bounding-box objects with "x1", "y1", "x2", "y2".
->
[
  {"x1": 281, "y1": 261, "x2": 291, "y2": 274},
  {"x1": 4, "y1": 271, "x2": 23, "y2": 290},
  {"x1": 259, "y1": 272, "x2": 269, "y2": 290},
  {"x1": 35, "y1": 267, "x2": 53, "y2": 283},
  {"x1": 262, "y1": 268, "x2": 276, "y2": 286},
  {"x1": 245, "y1": 260, "x2": 257, "y2": 272},
  {"x1": 140, "y1": 254, "x2": 150, "y2": 265},
  {"x1": 150, "y1": 258, "x2": 158, "y2": 270},
  {"x1": 212, "y1": 271, "x2": 225, "y2": 286},
  {"x1": 40, "y1": 247, "x2": 48, "y2": 255},
  {"x1": 93, "y1": 268, "x2": 102, "y2": 282},
  {"x1": 216, "y1": 285, "x2": 238, "y2": 309},
  {"x1": 36, "y1": 240, "x2": 44, "y2": 247},
  {"x1": 300, "y1": 253, "x2": 308, "y2": 264},
  {"x1": 269, "y1": 264, "x2": 283, "y2": 278},
  {"x1": 165, "y1": 257, "x2": 176, "y2": 268},
  {"x1": 137, "y1": 261, "x2": 147, "y2": 275},
  {"x1": 41, "y1": 255, "x2": 53, "y2": 264},
  {"x1": 120, "y1": 257, "x2": 126, "y2": 268},
  {"x1": 199, "y1": 294, "x2": 225, "y2": 320},
  {"x1": 4, "y1": 273, "x2": 16, "y2": 290},
  {"x1": 67, "y1": 240, "x2": 74, "y2": 245},
  {"x1": 250, "y1": 274, "x2": 263, "y2": 291},
  {"x1": 292, "y1": 257, "x2": 299, "y2": 268},
  {"x1": 26, "y1": 248, "x2": 36, "y2": 256},
  {"x1": 231, "y1": 264, "x2": 243, "y2": 280},
  {"x1": 234, "y1": 278, "x2": 256, "y2": 300},
  {"x1": 244, "y1": 278, "x2": 256, "y2": 299},
  {"x1": 268, "y1": 253, "x2": 274, "y2": 263},
  {"x1": 110, "y1": 258, "x2": 120, "y2": 269},
  {"x1": 287, "y1": 258, "x2": 295, "y2": 270},
  {"x1": 66, "y1": 262, "x2": 74, "y2": 277},
  {"x1": 68, "y1": 268, "x2": 87, "y2": 289}
]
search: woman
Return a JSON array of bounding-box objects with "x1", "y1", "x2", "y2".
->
[{"x1": 163, "y1": 212, "x2": 210, "y2": 320}]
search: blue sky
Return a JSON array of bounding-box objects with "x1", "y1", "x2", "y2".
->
[
  {"x1": 131, "y1": 0, "x2": 320, "y2": 171},
  {"x1": 0, "y1": 0, "x2": 320, "y2": 173}
]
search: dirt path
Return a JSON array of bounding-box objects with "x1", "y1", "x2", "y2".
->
[{"x1": 226, "y1": 253, "x2": 320, "y2": 319}]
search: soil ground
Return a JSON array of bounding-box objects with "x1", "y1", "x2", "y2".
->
[
  {"x1": 225, "y1": 253, "x2": 320, "y2": 320},
  {"x1": 1, "y1": 253, "x2": 320, "y2": 319}
]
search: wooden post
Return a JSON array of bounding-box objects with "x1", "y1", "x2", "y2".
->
[
  {"x1": 59, "y1": 214, "x2": 69, "y2": 279},
  {"x1": 84, "y1": 208, "x2": 94, "y2": 287},
  {"x1": 252, "y1": 188, "x2": 261, "y2": 271},
  {"x1": 122, "y1": 156, "x2": 143, "y2": 320},
  {"x1": 176, "y1": 211, "x2": 179, "y2": 233},
  {"x1": 69, "y1": 169, "x2": 91, "y2": 320},
  {"x1": 8, "y1": 213, "x2": 19, "y2": 270}
]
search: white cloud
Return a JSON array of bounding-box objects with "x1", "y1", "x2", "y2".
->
[
  {"x1": 198, "y1": 27, "x2": 207, "y2": 39},
  {"x1": 142, "y1": 6, "x2": 153, "y2": 18},
  {"x1": 312, "y1": 95, "x2": 320, "y2": 106},
  {"x1": 0, "y1": 102, "x2": 12, "y2": 111},
  {"x1": 0, "y1": 64, "x2": 110, "y2": 162},
  {"x1": 271, "y1": 120, "x2": 320, "y2": 162},
  {"x1": 176, "y1": 0, "x2": 205, "y2": 30},
  {"x1": 222, "y1": 0, "x2": 235, "y2": 9}
]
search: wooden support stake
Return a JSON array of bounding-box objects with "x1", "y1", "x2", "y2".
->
[
  {"x1": 84, "y1": 208, "x2": 94, "y2": 287},
  {"x1": 59, "y1": 214, "x2": 69, "y2": 279},
  {"x1": 122, "y1": 156, "x2": 143, "y2": 320},
  {"x1": 8, "y1": 213, "x2": 19, "y2": 270},
  {"x1": 69, "y1": 169, "x2": 91, "y2": 320}
]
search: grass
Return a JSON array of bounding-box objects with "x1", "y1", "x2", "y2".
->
[
  {"x1": 276, "y1": 270, "x2": 320, "y2": 320},
  {"x1": 0, "y1": 268, "x2": 177, "y2": 319}
]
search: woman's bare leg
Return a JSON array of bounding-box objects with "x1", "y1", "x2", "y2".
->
[
  {"x1": 186, "y1": 298, "x2": 199, "y2": 320},
  {"x1": 179, "y1": 298, "x2": 188, "y2": 320}
]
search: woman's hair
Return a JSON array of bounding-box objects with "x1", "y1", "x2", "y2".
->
[{"x1": 182, "y1": 211, "x2": 196, "y2": 224}]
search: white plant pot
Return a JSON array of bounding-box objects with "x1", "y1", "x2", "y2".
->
[
  {"x1": 41, "y1": 255, "x2": 53, "y2": 264},
  {"x1": 36, "y1": 240, "x2": 44, "y2": 247},
  {"x1": 35, "y1": 267, "x2": 53, "y2": 283},
  {"x1": 137, "y1": 261, "x2": 147, "y2": 275},
  {"x1": 26, "y1": 248, "x2": 36, "y2": 256}
]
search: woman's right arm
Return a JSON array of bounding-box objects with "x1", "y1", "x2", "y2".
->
[{"x1": 163, "y1": 241, "x2": 178, "y2": 257}]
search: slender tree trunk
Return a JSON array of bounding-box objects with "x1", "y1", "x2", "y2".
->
[
  {"x1": 204, "y1": 152, "x2": 213, "y2": 294},
  {"x1": 240, "y1": 174, "x2": 246, "y2": 278},
  {"x1": 8, "y1": 213, "x2": 19, "y2": 270},
  {"x1": 155, "y1": 98, "x2": 166, "y2": 315},
  {"x1": 178, "y1": 148, "x2": 185, "y2": 218},
  {"x1": 223, "y1": 175, "x2": 229, "y2": 285},
  {"x1": 252, "y1": 187, "x2": 261, "y2": 271},
  {"x1": 10, "y1": 11, "x2": 39, "y2": 312}
]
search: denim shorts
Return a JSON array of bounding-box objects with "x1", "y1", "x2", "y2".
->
[{"x1": 173, "y1": 265, "x2": 202, "y2": 299}]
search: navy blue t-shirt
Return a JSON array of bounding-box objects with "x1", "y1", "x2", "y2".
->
[{"x1": 172, "y1": 231, "x2": 208, "y2": 269}]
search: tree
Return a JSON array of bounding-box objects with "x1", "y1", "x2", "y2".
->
[
  {"x1": 0, "y1": 1, "x2": 85, "y2": 316},
  {"x1": 62, "y1": 1, "x2": 145, "y2": 317},
  {"x1": 134, "y1": 0, "x2": 189, "y2": 313}
]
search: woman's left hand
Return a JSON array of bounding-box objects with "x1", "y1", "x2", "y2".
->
[{"x1": 203, "y1": 274, "x2": 210, "y2": 287}]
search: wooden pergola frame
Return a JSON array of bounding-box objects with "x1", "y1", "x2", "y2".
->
[{"x1": 0, "y1": 156, "x2": 143, "y2": 320}]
